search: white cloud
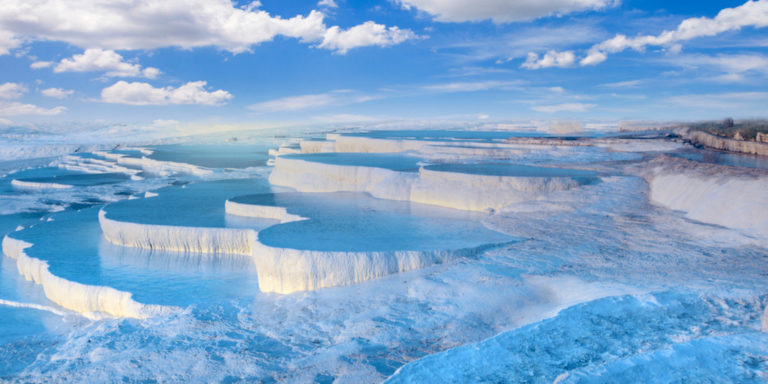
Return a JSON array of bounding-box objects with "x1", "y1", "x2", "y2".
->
[
  {"x1": 41, "y1": 88, "x2": 74, "y2": 99},
  {"x1": 318, "y1": 0, "x2": 338, "y2": 8},
  {"x1": 665, "y1": 91, "x2": 768, "y2": 110},
  {"x1": 152, "y1": 119, "x2": 181, "y2": 127},
  {"x1": 521, "y1": 50, "x2": 576, "y2": 69},
  {"x1": 579, "y1": 50, "x2": 607, "y2": 66},
  {"x1": 319, "y1": 21, "x2": 417, "y2": 54},
  {"x1": 101, "y1": 81, "x2": 233, "y2": 106},
  {"x1": 421, "y1": 80, "x2": 520, "y2": 92},
  {"x1": 532, "y1": 102, "x2": 596, "y2": 113},
  {"x1": 54, "y1": 49, "x2": 160, "y2": 78},
  {"x1": 30, "y1": 61, "x2": 53, "y2": 69},
  {"x1": 312, "y1": 113, "x2": 378, "y2": 123},
  {"x1": 0, "y1": 102, "x2": 65, "y2": 116},
  {"x1": 428, "y1": 24, "x2": 604, "y2": 65},
  {"x1": 251, "y1": 80, "x2": 523, "y2": 113},
  {"x1": 0, "y1": 30, "x2": 19, "y2": 55},
  {"x1": 581, "y1": 0, "x2": 768, "y2": 65},
  {"x1": 600, "y1": 79, "x2": 643, "y2": 88},
  {"x1": 0, "y1": 82, "x2": 27, "y2": 99},
  {"x1": 251, "y1": 93, "x2": 336, "y2": 111},
  {"x1": 667, "y1": 53, "x2": 768, "y2": 81},
  {"x1": 397, "y1": 0, "x2": 616, "y2": 23},
  {"x1": 249, "y1": 90, "x2": 372, "y2": 112},
  {"x1": 704, "y1": 54, "x2": 768, "y2": 74},
  {"x1": 519, "y1": 0, "x2": 768, "y2": 69},
  {"x1": 0, "y1": 0, "x2": 414, "y2": 55}
]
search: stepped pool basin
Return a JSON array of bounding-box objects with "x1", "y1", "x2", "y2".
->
[{"x1": 1, "y1": 130, "x2": 767, "y2": 382}]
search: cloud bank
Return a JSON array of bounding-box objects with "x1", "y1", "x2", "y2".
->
[
  {"x1": 523, "y1": 0, "x2": 768, "y2": 68},
  {"x1": 0, "y1": 82, "x2": 26, "y2": 99},
  {"x1": 0, "y1": 102, "x2": 65, "y2": 117},
  {"x1": 0, "y1": 0, "x2": 416, "y2": 54},
  {"x1": 397, "y1": 0, "x2": 616, "y2": 23},
  {"x1": 521, "y1": 50, "x2": 576, "y2": 69},
  {"x1": 53, "y1": 49, "x2": 160, "y2": 78},
  {"x1": 101, "y1": 81, "x2": 233, "y2": 106},
  {"x1": 319, "y1": 22, "x2": 417, "y2": 54},
  {"x1": 41, "y1": 88, "x2": 74, "y2": 99},
  {"x1": 0, "y1": 82, "x2": 65, "y2": 117}
]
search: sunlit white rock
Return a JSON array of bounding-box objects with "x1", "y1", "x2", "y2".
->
[
  {"x1": 99, "y1": 210, "x2": 256, "y2": 255},
  {"x1": 251, "y1": 241, "x2": 491, "y2": 294},
  {"x1": 645, "y1": 157, "x2": 768, "y2": 237},
  {"x1": 225, "y1": 200, "x2": 307, "y2": 223},
  {"x1": 11, "y1": 179, "x2": 73, "y2": 189},
  {"x1": 269, "y1": 156, "x2": 594, "y2": 212}
]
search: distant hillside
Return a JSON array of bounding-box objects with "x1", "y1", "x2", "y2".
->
[{"x1": 687, "y1": 119, "x2": 768, "y2": 142}]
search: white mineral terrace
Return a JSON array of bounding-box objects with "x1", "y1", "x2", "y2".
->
[
  {"x1": 2, "y1": 235, "x2": 171, "y2": 319},
  {"x1": 99, "y1": 206, "x2": 502, "y2": 295},
  {"x1": 643, "y1": 156, "x2": 768, "y2": 237},
  {"x1": 268, "y1": 156, "x2": 596, "y2": 212}
]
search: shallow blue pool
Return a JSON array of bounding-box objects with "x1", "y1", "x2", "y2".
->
[
  {"x1": 424, "y1": 163, "x2": 599, "y2": 178},
  {"x1": 9, "y1": 206, "x2": 261, "y2": 307},
  {"x1": 341, "y1": 130, "x2": 552, "y2": 141},
  {"x1": 231, "y1": 192, "x2": 514, "y2": 252},
  {"x1": 13, "y1": 173, "x2": 130, "y2": 187},
  {"x1": 146, "y1": 144, "x2": 272, "y2": 169},
  {"x1": 104, "y1": 178, "x2": 274, "y2": 228},
  {"x1": 672, "y1": 150, "x2": 768, "y2": 170},
  {"x1": 281, "y1": 152, "x2": 424, "y2": 172}
]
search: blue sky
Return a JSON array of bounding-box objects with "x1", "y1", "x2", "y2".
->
[{"x1": 0, "y1": 0, "x2": 767, "y2": 130}]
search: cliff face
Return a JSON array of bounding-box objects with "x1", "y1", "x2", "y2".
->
[{"x1": 677, "y1": 128, "x2": 768, "y2": 156}]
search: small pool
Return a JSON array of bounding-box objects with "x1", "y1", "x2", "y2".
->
[
  {"x1": 231, "y1": 192, "x2": 514, "y2": 252},
  {"x1": 103, "y1": 178, "x2": 275, "y2": 228},
  {"x1": 280, "y1": 153, "x2": 424, "y2": 172},
  {"x1": 146, "y1": 144, "x2": 272, "y2": 169},
  {"x1": 671, "y1": 150, "x2": 768, "y2": 170},
  {"x1": 341, "y1": 130, "x2": 553, "y2": 141},
  {"x1": 13, "y1": 173, "x2": 130, "y2": 187},
  {"x1": 424, "y1": 163, "x2": 599, "y2": 178},
  {"x1": 10, "y1": 206, "x2": 261, "y2": 307}
]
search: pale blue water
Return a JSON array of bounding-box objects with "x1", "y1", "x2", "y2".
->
[
  {"x1": 281, "y1": 152, "x2": 424, "y2": 172},
  {"x1": 232, "y1": 192, "x2": 513, "y2": 252},
  {"x1": 104, "y1": 178, "x2": 274, "y2": 228},
  {"x1": 10, "y1": 206, "x2": 259, "y2": 306},
  {"x1": 342, "y1": 129, "x2": 553, "y2": 141},
  {"x1": 0, "y1": 132, "x2": 766, "y2": 382},
  {"x1": 0, "y1": 212, "x2": 45, "y2": 237},
  {"x1": 5, "y1": 166, "x2": 83, "y2": 180},
  {"x1": 13, "y1": 173, "x2": 130, "y2": 187},
  {"x1": 0, "y1": 167, "x2": 135, "y2": 217},
  {"x1": 672, "y1": 149, "x2": 768, "y2": 170},
  {"x1": 106, "y1": 149, "x2": 144, "y2": 158},
  {"x1": 146, "y1": 143, "x2": 272, "y2": 169},
  {"x1": 340, "y1": 129, "x2": 658, "y2": 141},
  {"x1": 424, "y1": 162, "x2": 599, "y2": 178}
]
